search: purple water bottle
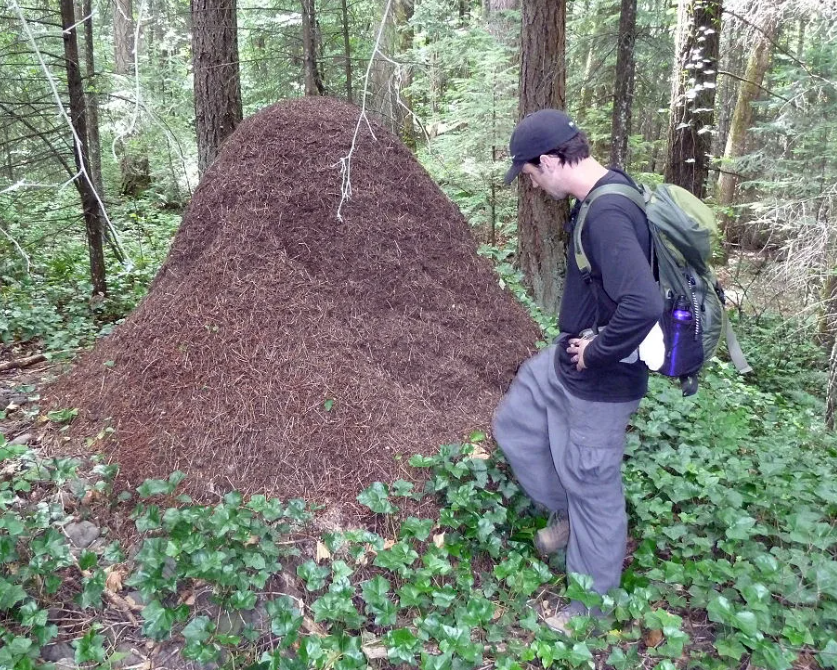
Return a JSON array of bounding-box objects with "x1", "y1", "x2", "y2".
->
[{"x1": 667, "y1": 296, "x2": 692, "y2": 374}]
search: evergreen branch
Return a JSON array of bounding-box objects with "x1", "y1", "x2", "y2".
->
[
  {"x1": 722, "y1": 7, "x2": 837, "y2": 90},
  {"x1": 716, "y1": 69, "x2": 792, "y2": 103},
  {"x1": 0, "y1": 100, "x2": 76, "y2": 177}
]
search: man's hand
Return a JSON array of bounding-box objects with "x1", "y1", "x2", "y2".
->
[{"x1": 567, "y1": 337, "x2": 592, "y2": 371}]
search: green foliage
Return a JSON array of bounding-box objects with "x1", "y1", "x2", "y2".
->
[{"x1": 0, "y1": 193, "x2": 180, "y2": 353}]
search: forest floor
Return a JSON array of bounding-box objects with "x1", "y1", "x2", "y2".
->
[{"x1": 2, "y1": 278, "x2": 836, "y2": 670}]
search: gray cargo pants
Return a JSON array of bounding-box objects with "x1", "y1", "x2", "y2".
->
[{"x1": 492, "y1": 345, "x2": 640, "y2": 596}]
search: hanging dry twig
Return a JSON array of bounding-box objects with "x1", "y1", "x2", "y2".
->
[{"x1": 335, "y1": 0, "x2": 394, "y2": 222}]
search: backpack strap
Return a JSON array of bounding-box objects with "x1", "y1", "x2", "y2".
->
[
  {"x1": 723, "y1": 313, "x2": 753, "y2": 374},
  {"x1": 573, "y1": 184, "x2": 648, "y2": 283}
]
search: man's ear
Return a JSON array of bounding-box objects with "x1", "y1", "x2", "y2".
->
[{"x1": 540, "y1": 154, "x2": 561, "y2": 171}]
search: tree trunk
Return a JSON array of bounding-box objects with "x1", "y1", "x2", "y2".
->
[
  {"x1": 60, "y1": 0, "x2": 107, "y2": 296},
  {"x1": 369, "y1": 0, "x2": 397, "y2": 131},
  {"x1": 114, "y1": 0, "x2": 134, "y2": 76},
  {"x1": 517, "y1": 0, "x2": 568, "y2": 316},
  {"x1": 796, "y1": 17, "x2": 806, "y2": 59},
  {"x1": 486, "y1": 0, "x2": 517, "y2": 37},
  {"x1": 81, "y1": 0, "x2": 103, "y2": 197},
  {"x1": 828, "y1": 333, "x2": 837, "y2": 430},
  {"x1": 610, "y1": 0, "x2": 637, "y2": 168},
  {"x1": 717, "y1": 17, "x2": 777, "y2": 235},
  {"x1": 396, "y1": 0, "x2": 415, "y2": 149},
  {"x1": 340, "y1": 0, "x2": 353, "y2": 103},
  {"x1": 301, "y1": 0, "x2": 324, "y2": 95},
  {"x1": 664, "y1": 0, "x2": 722, "y2": 199},
  {"x1": 3, "y1": 123, "x2": 13, "y2": 181},
  {"x1": 578, "y1": 46, "x2": 596, "y2": 122},
  {"x1": 827, "y1": 264, "x2": 837, "y2": 429},
  {"x1": 192, "y1": 0, "x2": 243, "y2": 175}
]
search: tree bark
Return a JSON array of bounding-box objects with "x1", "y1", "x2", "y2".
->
[
  {"x1": 340, "y1": 0, "x2": 353, "y2": 103},
  {"x1": 610, "y1": 0, "x2": 637, "y2": 168},
  {"x1": 396, "y1": 0, "x2": 415, "y2": 149},
  {"x1": 114, "y1": 0, "x2": 134, "y2": 76},
  {"x1": 716, "y1": 16, "x2": 777, "y2": 234},
  {"x1": 664, "y1": 0, "x2": 722, "y2": 199},
  {"x1": 60, "y1": 0, "x2": 107, "y2": 296},
  {"x1": 81, "y1": 0, "x2": 103, "y2": 197},
  {"x1": 827, "y1": 265, "x2": 837, "y2": 429},
  {"x1": 517, "y1": 0, "x2": 568, "y2": 316},
  {"x1": 301, "y1": 0, "x2": 324, "y2": 95},
  {"x1": 191, "y1": 0, "x2": 243, "y2": 175}
]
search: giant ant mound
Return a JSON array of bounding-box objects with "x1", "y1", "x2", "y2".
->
[{"x1": 47, "y1": 97, "x2": 540, "y2": 503}]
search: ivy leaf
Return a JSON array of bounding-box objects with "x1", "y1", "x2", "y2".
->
[
  {"x1": 266, "y1": 596, "x2": 303, "y2": 648},
  {"x1": 182, "y1": 615, "x2": 213, "y2": 644},
  {"x1": 78, "y1": 569, "x2": 106, "y2": 609},
  {"x1": 78, "y1": 550, "x2": 98, "y2": 571},
  {"x1": 136, "y1": 471, "x2": 186, "y2": 498},
  {"x1": 374, "y1": 541, "x2": 418, "y2": 575},
  {"x1": 142, "y1": 600, "x2": 187, "y2": 640},
  {"x1": 408, "y1": 455, "x2": 436, "y2": 468},
  {"x1": 400, "y1": 517, "x2": 434, "y2": 541},
  {"x1": 0, "y1": 577, "x2": 28, "y2": 609},
  {"x1": 391, "y1": 480, "x2": 415, "y2": 497},
  {"x1": 733, "y1": 610, "x2": 760, "y2": 637},
  {"x1": 715, "y1": 635, "x2": 747, "y2": 661},
  {"x1": 385, "y1": 627, "x2": 422, "y2": 665},
  {"x1": 706, "y1": 595, "x2": 734, "y2": 625},
  {"x1": 357, "y1": 482, "x2": 397, "y2": 514},
  {"x1": 567, "y1": 642, "x2": 593, "y2": 667},
  {"x1": 606, "y1": 646, "x2": 641, "y2": 670},
  {"x1": 73, "y1": 628, "x2": 107, "y2": 664},
  {"x1": 818, "y1": 640, "x2": 837, "y2": 669},
  {"x1": 751, "y1": 640, "x2": 796, "y2": 670},
  {"x1": 297, "y1": 560, "x2": 330, "y2": 591}
]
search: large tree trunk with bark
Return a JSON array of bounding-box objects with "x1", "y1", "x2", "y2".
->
[
  {"x1": 717, "y1": 16, "x2": 777, "y2": 236},
  {"x1": 301, "y1": 0, "x2": 324, "y2": 95},
  {"x1": 664, "y1": 0, "x2": 722, "y2": 199},
  {"x1": 368, "y1": 0, "x2": 414, "y2": 144},
  {"x1": 395, "y1": 0, "x2": 415, "y2": 149},
  {"x1": 114, "y1": 0, "x2": 134, "y2": 76},
  {"x1": 517, "y1": 0, "x2": 568, "y2": 316},
  {"x1": 80, "y1": 0, "x2": 103, "y2": 196},
  {"x1": 60, "y1": 0, "x2": 107, "y2": 295},
  {"x1": 192, "y1": 0, "x2": 243, "y2": 175},
  {"x1": 610, "y1": 0, "x2": 637, "y2": 168}
]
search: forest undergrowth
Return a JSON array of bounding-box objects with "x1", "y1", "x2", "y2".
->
[{"x1": 1, "y1": 196, "x2": 836, "y2": 670}]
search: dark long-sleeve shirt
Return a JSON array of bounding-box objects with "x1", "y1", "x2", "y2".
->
[{"x1": 555, "y1": 169, "x2": 664, "y2": 402}]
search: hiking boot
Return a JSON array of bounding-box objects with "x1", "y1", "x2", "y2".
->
[{"x1": 534, "y1": 512, "x2": 570, "y2": 556}]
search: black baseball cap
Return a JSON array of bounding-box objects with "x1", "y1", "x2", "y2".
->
[{"x1": 504, "y1": 109, "x2": 580, "y2": 184}]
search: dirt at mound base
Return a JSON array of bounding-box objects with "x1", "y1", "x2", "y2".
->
[{"x1": 46, "y1": 96, "x2": 540, "y2": 505}]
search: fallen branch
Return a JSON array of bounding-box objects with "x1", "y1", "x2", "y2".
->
[{"x1": 0, "y1": 354, "x2": 47, "y2": 372}]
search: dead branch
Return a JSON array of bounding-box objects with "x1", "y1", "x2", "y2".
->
[{"x1": 0, "y1": 354, "x2": 47, "y2": 372}]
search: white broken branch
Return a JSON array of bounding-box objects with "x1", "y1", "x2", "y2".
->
[{"x1": 335, "y1": 0, "x2": 393, "y2": 222}]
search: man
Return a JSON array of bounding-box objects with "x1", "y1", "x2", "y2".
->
[{"x1": 493, "y1": 109, "x2": 663, "y2": 632}]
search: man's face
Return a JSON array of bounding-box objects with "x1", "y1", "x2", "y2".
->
[{"x1": 521, "y1": 156, "x2": 569, "y2": 200}]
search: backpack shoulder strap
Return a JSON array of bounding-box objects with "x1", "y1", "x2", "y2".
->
[
  {"x1": 573, "y1": 183, "x2": 648, "y2": 281},
  {"x1": 723, "y1": 313, "x2": 753, "y2": 374}
]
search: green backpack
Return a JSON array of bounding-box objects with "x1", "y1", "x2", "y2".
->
[{"x1": 574, "y1": 182, "x2": 751, "y2": 396}]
